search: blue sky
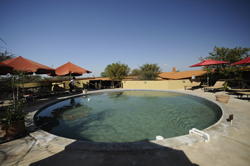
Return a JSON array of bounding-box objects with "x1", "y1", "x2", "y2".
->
[{"x1": 1, "y1": 0, "x2": 250, "y2": 77}]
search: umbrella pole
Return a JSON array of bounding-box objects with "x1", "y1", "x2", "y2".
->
[
  {"x1": 205, "y1": 66, "x2": 209, "y2": 86},
  {"x1": 22, "y1": 75, "x2": 25, "y2": 96},
  {"x1": 207, "y1": 75, "x2": 209, "y2": 86}
]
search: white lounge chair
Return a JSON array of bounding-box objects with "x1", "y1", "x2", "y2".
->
[
  {"x1": 184, "y1": 81, "x2": 202, "y2": 90},
  {"x1": 204, "y1": 81, "x2": 225, "y2": 93}
]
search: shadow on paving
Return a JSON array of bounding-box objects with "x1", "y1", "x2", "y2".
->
[
  {"x1": 232, "y1": 96, "x2": 250, "y2": 101},
  {"x1": 29, "y1": 141, "x2": 199, "y2": 166}
]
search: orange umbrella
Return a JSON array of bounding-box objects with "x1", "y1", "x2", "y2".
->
[
  {"x1": 2, "y1": 56, "x2": 55, "y2": 96},
  {"x1": 0, "y1": 62, "x2": 13, "y2": 75},
  {"x1": 1, "y1": 56, "x2": 55, "y2": 74},
  {"x1": 50, "y1": 62, "x2": 91, "y2": 76}
]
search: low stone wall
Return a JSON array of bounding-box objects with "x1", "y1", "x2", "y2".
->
[
  {"x1": 19, "y1": 79, "x2": 192, "y2": 91},
  {"x1": 122, "y1": 79, "x2": 192, "y2": 90}
]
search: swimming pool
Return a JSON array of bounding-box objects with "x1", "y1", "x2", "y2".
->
[{"x1": 34, "y1": 90, "x2": 222, "y2": 142}]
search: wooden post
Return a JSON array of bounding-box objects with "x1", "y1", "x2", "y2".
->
[
  {"x1": 95, "y1": 82, "x2": 97, "y2": 89},
  {"x1": 229, "y1": 114, "x2": 233, "y2": 125}
]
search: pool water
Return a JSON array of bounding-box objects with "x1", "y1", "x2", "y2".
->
[{"x1": 34, "y1": 90, "x2": 222, "y2": 142}]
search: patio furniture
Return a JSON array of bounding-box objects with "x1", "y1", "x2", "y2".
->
[
  {"x1": 184, "y1": 81, "x2": 202, "y2": 90},
  {"x1": 228, "y1": 83, "x2": 250, "y2": 94},
  {"x1": 201, "y1": 85, "x2": 208, "y2": 90},
  {"x1": 236, "y1": 91, "x2": 250, "y2": 101},
  {"x1": 72, "y1": 85, "x2": 84, "y2": 93},
  {"x1": 204, "y1": 81, "x2": 225, "y2": 93},
  {"x1": 53, "y1": 84, "x2": 68, "y2": 94},
  {"x1": 21, "y1": 90, "x2": 36, "y2": 102},
  {"x1": 36, "y1": 87, "x2": 54, "y2": 98}
]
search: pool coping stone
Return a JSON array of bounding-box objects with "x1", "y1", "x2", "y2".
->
[{"x1": 28, "y1": 89, "x2": 228, "y2": 152}]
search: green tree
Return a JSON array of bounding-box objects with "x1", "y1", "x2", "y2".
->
[
  {"x1": 0, "y1": 37, "x2": 15, "y2": 62},
  {"x1": 139, "y1": 63, "x2": 162, "y2": 80},
  {"x1": 105, "y1": 62, "x2": 130, "y2": 81},
  {"x1": 201, "y1": 46, "x2": 250, "y2": 85},
  {"x1": 130, "y1": 68, "x2": 140, "y2": 76},
  {"x1": 100, "y1": 71, "x2": 107, "y2": 77},
  {"x1": 0, "y1": 50, "x2": 16, "y2": 62},
  {"x1": 209, "y1": 46, "x2": 250, "y2": 65}
]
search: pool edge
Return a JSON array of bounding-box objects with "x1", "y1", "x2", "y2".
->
[{"x1": 27, "y1": 89, "x2": 227, "y2": 152}]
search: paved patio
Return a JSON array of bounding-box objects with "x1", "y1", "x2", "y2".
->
[{"x1": 0, "y1": 89, "x2": 249, "y2": 166}]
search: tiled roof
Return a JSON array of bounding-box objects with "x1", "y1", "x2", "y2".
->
[{"x1": 158, "y1": 70, "x2": 206, "y2": 80}]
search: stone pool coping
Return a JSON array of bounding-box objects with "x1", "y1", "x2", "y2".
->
[{"x1": 27, "y1": 89, "x2": 227, "y2": 152}]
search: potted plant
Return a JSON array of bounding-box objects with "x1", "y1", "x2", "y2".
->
[
  {"x1": 0, "y1": 71, "x2": 27, "y2": 139},
  {"x1": 215, "y1": 82, "x2": 230, "y2": 103},
  {"x1": 0, "y1": 101, "x2": 26, "y2": 139}
]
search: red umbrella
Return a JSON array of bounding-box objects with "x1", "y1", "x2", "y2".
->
[
  {"x1": 190, "y1": 59, "x2": 230, "y2": 86},
  {"x1": 190, "y1": 59, "x2": 230, "y2": 67},
  {"x1": 0, "y1": 62, "x2": 13, "y2": 75},
  {"x1": 49, "y1": 62, "x2": 91, "y2": 76},
  {"x1": 1, "y1": 56, "x2": 55, "y2": 74},
  {"x1": 231, "y1": 57, "x2": 250, "y2": 65}
]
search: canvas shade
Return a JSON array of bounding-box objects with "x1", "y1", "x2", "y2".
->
[
  {"x1": 189, "y1": 59, "x2": 230, "y2": 67},
  {"x1": 231, "y1": 57, "x2": 250, "y2": 65},
  {"x1": 0, "y1": 62, "x2": 13, "y2": 75},
  {"x1": 50, "y1": 62, "x2": 91, "y2": 76},
  {"x1": 2, "y1": 56, "x2": 55, "y2": 96},
  {"x1": 1, "y1": 56, "x2": 55, "y2": 74},
  {"x1": 190, "y1": 59, "x2": 230, "y2": 86}
]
